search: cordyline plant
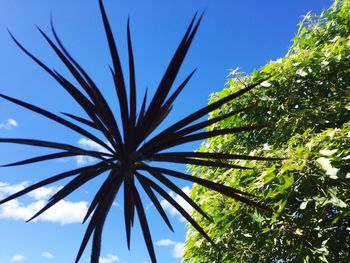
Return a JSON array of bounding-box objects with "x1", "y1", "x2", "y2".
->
[{"x1": 0, "y1": 0, "x2": 277, "y2": 262}]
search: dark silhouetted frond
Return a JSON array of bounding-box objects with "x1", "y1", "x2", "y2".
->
[{"x1": 0, "y1": 1, "x2": 278, "y2": 262}]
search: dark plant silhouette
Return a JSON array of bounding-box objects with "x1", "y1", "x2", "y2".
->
[{"x1": 0, "y1": 0, "x2": 276, "y2": 262}]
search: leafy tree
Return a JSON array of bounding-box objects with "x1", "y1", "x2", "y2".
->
[{"x1": 184, "y1": 1, "x2": 350, "y2": 262}]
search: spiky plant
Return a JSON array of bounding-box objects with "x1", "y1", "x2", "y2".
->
[{"x1": 0, "y1": 0, "x2": 276, "y2": 262}]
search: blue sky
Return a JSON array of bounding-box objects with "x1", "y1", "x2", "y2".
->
[{"x1": 0, "y1": 0, "x2": 331, "y2": 262}]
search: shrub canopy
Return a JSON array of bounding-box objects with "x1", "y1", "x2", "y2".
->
[{"x1": 184, "y1": 1, "x2": 350, "y2": 262}]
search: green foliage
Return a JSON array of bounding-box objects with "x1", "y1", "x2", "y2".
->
[
  {"x1": 184, "y1": 1, "x2": 350, "y2": 262},
  {"x1": 208, "y1": 1, "x2": 350, "y2": 151}
]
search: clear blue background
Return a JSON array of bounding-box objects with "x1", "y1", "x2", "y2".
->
[{"x1": 0, "y1": 1, "x2": 331, "y2": 262}]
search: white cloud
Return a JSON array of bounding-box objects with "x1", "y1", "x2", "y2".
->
[
  {"x1": 160, "y1": 186, "x2": 192, "y2": 222},
  {"x1": 28, "y1": 186, "x2": 62, "y2": 200},
  {"x1": 78, "y1": 138, "x2": 109, "y2": 153},
  {"x1": 99, "y1": 254, "x2": 119, "y2": 263},
  {"x1": 41, "y1": 251, "x2": 54, "y2": 259},
  {"x1": 0, "y1": 182, "x2": 88, "y2": 225},
  {"x1": 39, "y1": 200, "x2": 88, "y2": 224},
  {"x1": 0, "y1": 118, "x2": 18, "y2": 130},
  {"x1": 155, "y1": 239, "x2": 185, "y2": 259},
  {"x1": 75, "y1": 155, "x2": 96, "y2": 166},
  {"x1": 75, "y1": 138, "x2": 112, "y2": 165},
  {"x1": 155, "y1": 239, "x2": 176, "y2": 247},
  {"x1": 0, "y1": 181, "x2": 29, "y2": 199},
  {"x1": 0, "y1": 199, "x2": 88, "y2": 225},
  {"x1": 0, "y1": 182, "x2": 60, "y2": 200},
  {"x1": 172, "y1": 243, "x2": 185, "y2": 259},
  {"x1": 11, "y1": 255, "x2": 26, "y2": 262}
]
